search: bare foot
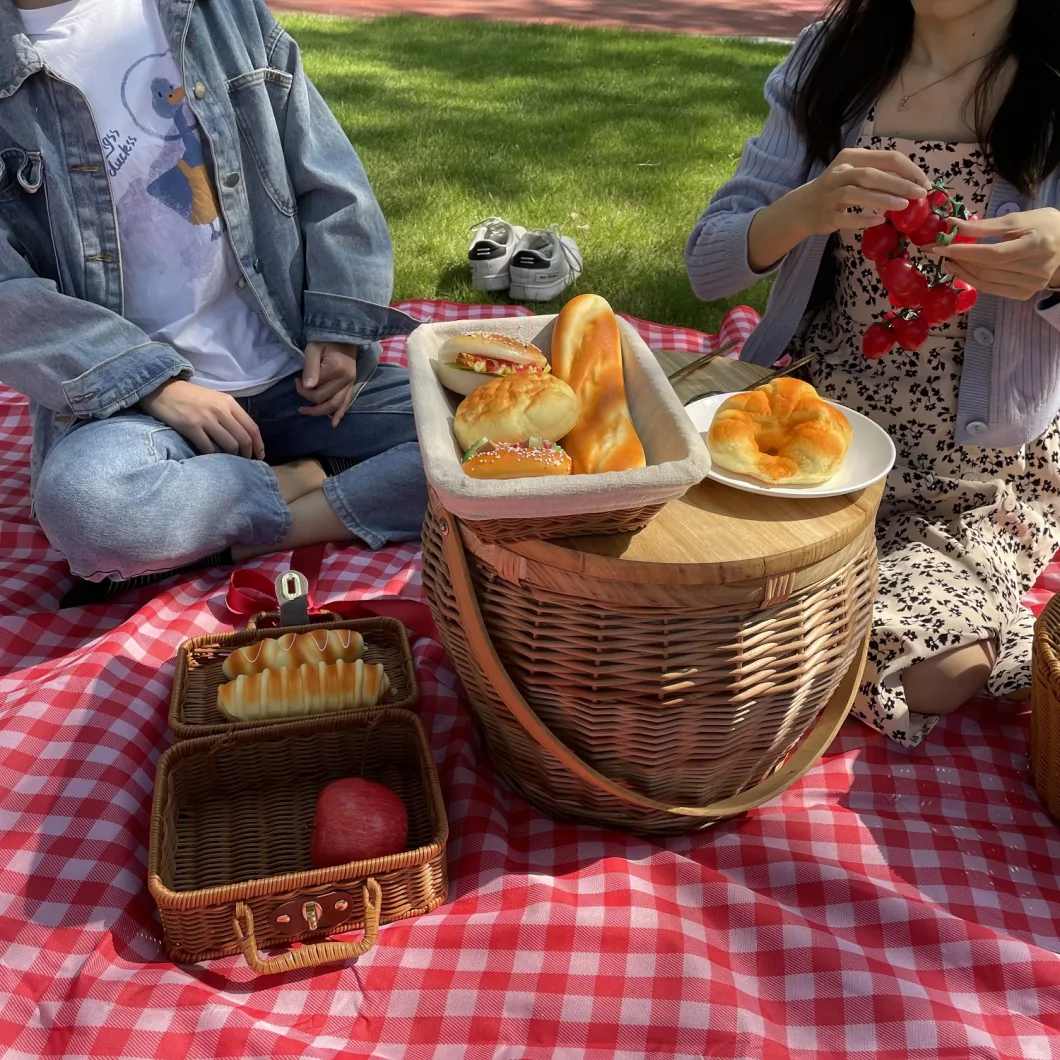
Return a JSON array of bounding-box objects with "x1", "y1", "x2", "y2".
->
[
  {"x1": 272, "y1": 459, "x2": 326, "y2": 504},
  {"x1": 232, "y1": 488, "x2": 355, "y2": 561},
  {"x1": 903, "y1": 639, "x2": 997, "y2": 715}
]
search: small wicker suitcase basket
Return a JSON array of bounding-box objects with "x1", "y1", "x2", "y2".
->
[
  {"x1": 148, "y1": 709, "x2": 448, "y2": 971},
  {"x1": 169, "y1": 616, "x2": 419, "y2": 739}
]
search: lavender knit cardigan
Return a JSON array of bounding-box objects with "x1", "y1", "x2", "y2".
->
[{"x1": 685, "y1": 23, "x2": 1060, "y2": 449}]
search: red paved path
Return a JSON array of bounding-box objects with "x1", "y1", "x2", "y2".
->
[{"x1": 270, "y1": 0, "x2": 824, "y2": 38}]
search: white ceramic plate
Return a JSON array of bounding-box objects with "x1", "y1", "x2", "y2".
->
[{"x1": 684, "y1": 392, "x2": 897, "y2": 499}]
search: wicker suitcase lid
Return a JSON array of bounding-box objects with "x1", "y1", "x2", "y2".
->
[{"x1": 497, "y1": 477, "x2": 886, "y2": 587}]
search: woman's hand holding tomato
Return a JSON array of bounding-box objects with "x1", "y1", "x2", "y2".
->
[
  {"x1": 926, "y1": 208, "x2": 1060, "y2": 300},
  {"x1": 801, "y1": 147, "x2": 931, "y2": 236}
]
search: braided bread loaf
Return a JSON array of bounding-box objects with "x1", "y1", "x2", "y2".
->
[
  {"x1": 222, "y1": 629, "x2": 365, "y2": 680},
  {"x1": 217, "y1": 659, "x2": 391, "y2": 721}
]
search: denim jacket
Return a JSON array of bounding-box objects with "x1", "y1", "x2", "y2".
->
[{"x1": 0, "y1": 0, "x2": 417, "y2": 493}]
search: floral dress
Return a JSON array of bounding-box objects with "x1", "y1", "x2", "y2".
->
[{"x1": 794, "y1": 115, "x2": 1060, "y2": 748}]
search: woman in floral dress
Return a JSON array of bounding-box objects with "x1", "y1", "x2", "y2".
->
[{"x1": 686, "y1": 0, "x2": 1060, "y2": 747}]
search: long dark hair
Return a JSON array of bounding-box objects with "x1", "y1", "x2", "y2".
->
[{"x1": 792, "y1": 0, "x2": 1060, "y2": 195}]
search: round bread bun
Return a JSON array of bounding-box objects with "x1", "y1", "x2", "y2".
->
[
  {"x1": 462, "y1": 441, "x2": 573, "y2": 480},
  {"x1": 453, "y1": 373, "x2": 580, "y2": 452},
  {"x1": 436, "y1": 333, "x2": 548, "y2": 396},
  {"x1": 706, "y1": 377, "x2": 852, "y2": 486}
]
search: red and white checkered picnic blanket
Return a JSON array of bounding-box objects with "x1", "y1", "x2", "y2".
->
[{"x1": 1, "y1": 301, "x2": 1059, "y2": 1060}]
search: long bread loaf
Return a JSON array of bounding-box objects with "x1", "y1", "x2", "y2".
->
[
  {"x1": 222, "y1": 629, "x2": 365, "y2": 680},
  {"x1": 549, "y1": 293, "x2": 646, "y2": 474},
  {"x1": 216, "y1": 659, "x2": 390, "y2": 721}
]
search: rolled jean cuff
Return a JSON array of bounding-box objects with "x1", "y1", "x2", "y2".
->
[
  {"x1": 253, "y1": 461, "x2": 294, "y2": 546},
  {"x1": 322, "y1": 475, "x2": 386, "y2": 550}
]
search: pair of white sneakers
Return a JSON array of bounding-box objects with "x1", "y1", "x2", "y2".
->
[{"x1": 467, "y1": 217, "x2": 584, "y2": 302}]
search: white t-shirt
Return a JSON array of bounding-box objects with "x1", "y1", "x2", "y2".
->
[{"x1": 19, "y1": 0, "x2": 301, "y2": 395}]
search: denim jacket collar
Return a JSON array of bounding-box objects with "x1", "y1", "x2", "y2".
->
[
  {"x1": 0, "y1": 0, "x2": 44, "y2": 100},
  {"x1": 0, "y1": 0, "x2": 206, "y2": 98}
]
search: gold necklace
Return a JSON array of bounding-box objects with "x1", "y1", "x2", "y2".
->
[{"x1": 897, "y1": 52, "x2": 992, "y2": 112}]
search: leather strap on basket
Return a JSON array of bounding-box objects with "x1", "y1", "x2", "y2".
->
[
  {"x1": 438, "y1": 508, "x2": 867, "y2": 820},
  {"x1": 232, "y1": 879, "x2": 382, "y2": 974}
]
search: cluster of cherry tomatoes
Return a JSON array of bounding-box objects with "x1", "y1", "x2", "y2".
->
[{"x1": 860, "y1": 180, "x2": 979, "y2": 360}]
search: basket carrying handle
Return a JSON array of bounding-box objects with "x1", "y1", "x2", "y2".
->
[
  {"x1": 232, "y1": 879, "x2": 382, "y2": 974},
  {"x1": 438, "y1": 509, "x2": 866, "y2": 820}
]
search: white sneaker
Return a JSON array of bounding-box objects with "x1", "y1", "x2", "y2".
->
[
  {"x1": 467, "y1": 216, "x2": 527, "y2": 292},
  {"x1": 507, "y1": 225, "x2": 584, "y2": 303}
]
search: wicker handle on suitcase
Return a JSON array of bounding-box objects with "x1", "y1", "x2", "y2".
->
[
  {"x1": 232, "y1": 878, "x2": 382, "y2": 974},
  {"x1": 439, "y1": 511, "x2": 865, "y2": 820}
]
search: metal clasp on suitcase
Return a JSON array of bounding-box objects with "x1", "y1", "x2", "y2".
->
[
  {"x1": 270, "y1": 890, "x2": 356, "y2": 936},
  {"x1": 275, "y1": 570, "x2": 310, "y2": 626}
]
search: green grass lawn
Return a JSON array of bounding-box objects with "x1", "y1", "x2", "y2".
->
[{"x1": 282, "y1": 14, "x2": 788, "y2": 333}]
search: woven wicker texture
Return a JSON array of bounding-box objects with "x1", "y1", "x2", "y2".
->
[
  {"x1": 1032, "y1": 593, "x2": 1060, "y2": 823},
  {"x1": 169, "y1": 617, "x2": 418, "y2": 739},
  {"x1": 148, "y1": 709, "x2": 449, "y2": 965},
  {"x1": 421, "y1": 507, "x2": 878, "y2": 836},
  {"x1": 455, "y1": 501, "x2": 666, "y2": 543}
]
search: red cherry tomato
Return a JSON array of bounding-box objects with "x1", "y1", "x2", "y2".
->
[
  {"x1": 953, "y1": 278, "x2": 978, "y2": 313},
  {"x1": 908, "y1": 214, "x2": 948, "y2": 247},
  {"x1": 906, "y1": 270, "x2": 930, "y2": 307},
  {"x1": 921, "y1": 283, "x2": 959, "y2": 326},
  {"x1": 887, "y1": 268, "x2": 929, "y2": 308},
  {"x1": 928, "y1": 188, "x2": 952, "y2": 213},
  {"x1": 879, "y1": 256, "x2": 921, "y2": 297},
  {"x1": 893, "y1": 314, "x2": 929, "y2": 352},
  {"x1": 885, "y1": 195, "x2": 932, "y2": 234},
  {"x1": 861, "y1": 222, "x2": 900, "y2": 262},
  {"x1": 862, "y1": 323, "x2": 897, "y2": 360}
]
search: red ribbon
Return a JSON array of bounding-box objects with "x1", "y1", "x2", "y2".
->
[{"x1": 224, "y1": 543, "x2": 438, "y2": 641}]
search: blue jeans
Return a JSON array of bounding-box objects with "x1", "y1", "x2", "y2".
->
[{"x1": 34, "y1": 364, "x2": 426, "y2": 580}]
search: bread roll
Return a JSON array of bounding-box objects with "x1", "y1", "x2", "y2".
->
[
  {"x1": 436, "y1": 332, "x2": 549, "y2": 396},
  {"x1": 550, "y1": 294, "x2": 646, "y2": 474},
  {"x1": 706, "y1": 377, "x2": 852, "y2": 486},
  {"x1": 461, "y1": 439, "x2": 573, "y2": 479},
  {"x1": 216, "y1": 659, "x2": 391, "y2": 721},
  {"x1": 222, "y1": 628, "x2": 365, "y2": 680},
  {"x1": 453, "y1": 372, "x2": 580, "y2": 452}
]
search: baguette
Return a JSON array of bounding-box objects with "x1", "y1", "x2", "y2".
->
[
  {"x1": 216, "y1": 659, "x2": 391, "y2": 721},
  {"x1": 549, "y1": 293, "x2": 646, "y2": 474},
  {"x1": 221, "y1": 628, "x2": 365, "y2": 680}
]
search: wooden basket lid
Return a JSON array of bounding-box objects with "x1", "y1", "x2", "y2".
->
[{"x1": 500, "y1": 479, "x2": 884, "y2": 587}]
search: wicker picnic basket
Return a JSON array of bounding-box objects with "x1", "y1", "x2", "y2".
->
[
  {"x1": 421, "y1": 478, "x2": 882, "y2": 837},
  {"x1": 148, "y1": 709, "x2": 448, "y2": 970},
  {"x1": 169, "y1": 616, "x2": 419, "y2": 739},
  {"x1": 1031, "y1": 593, "x2": 1060, "y2": 822}
]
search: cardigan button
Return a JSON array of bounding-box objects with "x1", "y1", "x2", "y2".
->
[
  {"x1": 967, "y1": 421, "x2": 988, "y2": 436},
  {"x1": 973, "y1": 327, "x2": 994, "y2": 346},
  {"x1": 996, "y1": 202, "x2": 1020, "y2": 217}
]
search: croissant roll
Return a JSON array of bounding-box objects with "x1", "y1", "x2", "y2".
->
[
  {"x1": 222, "y1": 629, "x2": 365, "y2": 680},
  {"x1": 216, "y1": 659, "x2": 391, "y2": 721}
]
